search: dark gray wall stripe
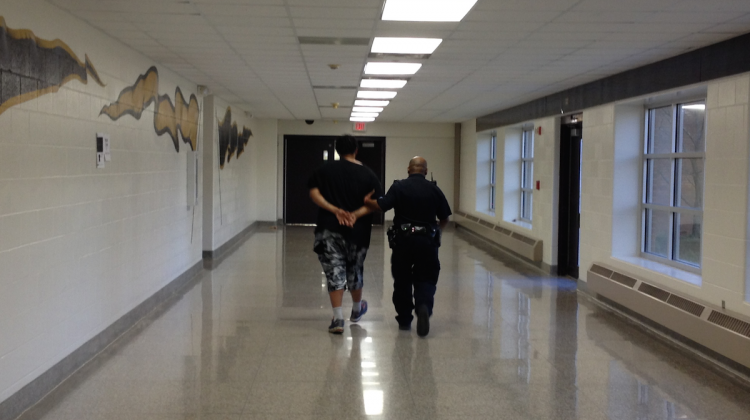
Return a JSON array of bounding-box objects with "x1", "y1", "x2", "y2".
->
[{"x1": 476, "y1": 32, "x2": 750, "y2": 132}]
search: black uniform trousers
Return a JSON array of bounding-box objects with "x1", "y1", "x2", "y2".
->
[{"x1": 391, "y1": 234, "x2": 440, "y2": 326}]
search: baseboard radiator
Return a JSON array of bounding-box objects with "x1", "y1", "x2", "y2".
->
[
  {"x1": 453, "y1": 211, "x2": 542, "y2": 262},
  {"x1": 587, "y1": 263, "x2": 750, "y2": 369}
]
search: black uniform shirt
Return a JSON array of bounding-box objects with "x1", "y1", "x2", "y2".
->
[
  {"x1": 377, "y1": 173, "x2": 452, "y2": 227},
  {"x1": 308, "y1": 160, "x2": 383, "y2": 247}
]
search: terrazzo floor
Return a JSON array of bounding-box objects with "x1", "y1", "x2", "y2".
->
[{"x1": 16, "y1": 226, "x2": 750, "y2": 420}]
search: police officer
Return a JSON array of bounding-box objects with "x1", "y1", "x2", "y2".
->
[{"x1": 364, "y1": 156, "x2": 451, "y2": 337}]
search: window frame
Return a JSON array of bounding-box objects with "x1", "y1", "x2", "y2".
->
[
  {"x1": 490, "y1": 132, "x2": 497, "y2": 211},
  {"x1": 640, "y1": 99, "x2": 706, "y2": 272},
  {"x1": 520, "y1": 127, "x2": 534, "y2": 223}
]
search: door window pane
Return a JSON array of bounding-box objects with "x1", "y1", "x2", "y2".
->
[
  {"x1": 645, "y1": 159, "x2": 672, "y2": 206},
  {"x1": 648, "y1": 106, "x2": 674, "y2": 154},
  {"x1": 675, "y1": 213, "x2": 701, "y2": 266},
  {"x1": 645, "y1": 208, "x2": 670, "y2": 258}
]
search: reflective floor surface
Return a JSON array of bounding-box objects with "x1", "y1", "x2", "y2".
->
[{"x1": 17, "y1": 226, "x2": 750, "y2": 420}]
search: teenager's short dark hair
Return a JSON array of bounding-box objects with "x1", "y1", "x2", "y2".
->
[{"x1": 336, "y1": 135, "x2": 358, "y2": 156}]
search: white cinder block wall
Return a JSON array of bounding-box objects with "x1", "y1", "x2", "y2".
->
[
  {"x1": 275, "y1": 121, "x2": 455, "y2": 222},
  {"x1": 0, "y1": 0, "x2": 205, "y2": 403},
  {"x1": 202, "y1": 96, "x2": 263, "y2": 251},
  {"x1": 461, "y1": 72, "x2": 750, "y2": 318}
]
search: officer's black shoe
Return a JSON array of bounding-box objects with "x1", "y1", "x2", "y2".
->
[
  {"x1": 398, "y1": 323, "x2": 411, "y2": 331},
  {"x1": 416, "y1": 305, "x2": 430, "y2": 337}
]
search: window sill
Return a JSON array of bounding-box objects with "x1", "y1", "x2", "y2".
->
[
  {"x1": 477, "y1": 209, "x2": 495, "y2": 218},
  {"x1": 509, "y1": 219, "x2": 532, "y2": 231},
  {"x1": 612, "y1": 256, "x2": 702, "y2": 286}
]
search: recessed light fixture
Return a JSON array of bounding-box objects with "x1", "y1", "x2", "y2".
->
[
  {"x1": 355, "y1": 100, "x2": 390, "y2": 107},
  {"x1": 382, "y1": 0, "x2": 478, "y2": 22},
  {"x1": 371, "y1": 37, "x2": 442, "y2": 54},
  {"x1": 351, "y1": 112, "x2": 379, "y2": 118},
  {"x1": 352, "y1": 106, "x2": 384, "y2": 112},
  {"x1": 360, "y1": 79, "x2": 407, "y2": 89},
  {"x1": 365, "y1": 62, "x2": 421, "y2": 75},
  {"x1": 351, "y1": 117, "x2": 376, "y2": 122},
  {"x1": 357, "y1": 91, "x2": 397, "y2": 99}
]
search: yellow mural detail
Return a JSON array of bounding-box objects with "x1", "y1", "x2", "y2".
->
[{"x1": 100, "y1": 66, "x2": 199, "y2": 152}]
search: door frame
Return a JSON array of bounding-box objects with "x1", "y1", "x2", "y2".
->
[
  {"x1": 557, "y1": 118, "x2": 583, "y2": 278},
  {"x1": 282, "y1": 135, "x2": 386, "y2": 225}
]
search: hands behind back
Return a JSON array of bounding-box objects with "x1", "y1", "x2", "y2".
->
[{"x1": 335, "y1": 208, "x2": 356, "y2": 227}]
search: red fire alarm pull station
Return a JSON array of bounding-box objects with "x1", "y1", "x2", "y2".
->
[
  {"x1": 353, "y1": 122, "x2": 367, "y2": 132},
  {"x1": 537, "y1": 126, "x2": 542, "y2": 135},
  {"x1": 536, "y1": 180, "x2": 540, "y2": 190}
]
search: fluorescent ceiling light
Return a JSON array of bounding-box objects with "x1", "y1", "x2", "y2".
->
[
  {"x1": 371, "y1": 37, "x2": 442, "y2": 54},
  {"x1": 682, "y1": 104, "x2": 705, "y2": 110},
  {"x1": 382, "y1": 0, "x2": 478, "y2": 22},
  {"x1": 365, "y1": 62, "x2": 421, "y2": 75},
  {"x1": 350, "y1": 117, "x2": 375, "y2": 122},
  {"x1": 360, "y1": 79, "x2": 407, "y2": 89},
  {"x1": 355, "y1": 100, "x2": 389, "y2": 107},
  {"x1": 351, "y1": 112, "x2": 379, "y2": 118},
  {"x1": 357, "y1": 91, "x2": 397, "y2": 99},
  {"x1": 352, "y1": 106, "x2": 384, "y2": 112}
]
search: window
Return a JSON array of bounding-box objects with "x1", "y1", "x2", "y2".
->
[
  {"x1": 490, "y1": 132, "x2": 497, "y2": 210},
  {"x1": 520, "y1": 128, "x2": 534, "y2": 222},
  {"x1": 642, "y1": 100, "x2": 705, "y2": 268}
]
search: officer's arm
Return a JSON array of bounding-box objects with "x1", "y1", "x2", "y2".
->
[
  {"x1": 374, "y1": 184, "x2": 398, "y2": 212},
  {"x1": 363, "y1": 190, "x2": 381, "y2": 211},
  {"x1": 309, "y1": 188, "x2": 354, "y2": 227},
  {"x1": 438, "y1": 217, "x2": 449, "y2": 230}
]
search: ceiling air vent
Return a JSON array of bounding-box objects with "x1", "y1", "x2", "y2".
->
[
  {"x1": 707, "y1": 311, "x2": 750, "y2": 338},
  {"x1": 313, "y1": 86, "x2": 359, "y2": 89},
  {"x1": 666, "y1": 294, "x2": 705, "y2": 317},
  {"x1": 299, "y1": 37, "x2": 370, "y2": 46},
  {"x1": 638, "y1": 282, "x2": 670, "y2": 301}
]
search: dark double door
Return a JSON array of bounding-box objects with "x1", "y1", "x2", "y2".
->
[
  {"x1": 557, "y1": 123, "x2": 582, "y2": 278},
  {"x1": 284, "y1": 135, "x2": 385, "y2": 225}
]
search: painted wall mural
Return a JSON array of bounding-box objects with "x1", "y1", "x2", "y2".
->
[
  {"x1": 218, "y1": 107, "x2": 252, "y2": 169},
  {"x1": 100, "y1": 66, "x2": 199, "y2": 152},
  {"x1": 0, "y1": 16, "x2": 105, "y2": 117}
]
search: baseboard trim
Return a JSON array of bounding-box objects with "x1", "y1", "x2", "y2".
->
[
  {"x1": 455, "y1": 224, "x2": 555, "y2": 275},
  {"x1": 0, "y1": 259, "x2": 204, "y2": 420},
  {"x1": 202, "y1": 221, "x2": 277, "y2": 268}
]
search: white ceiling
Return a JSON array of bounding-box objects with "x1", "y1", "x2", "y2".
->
[{"x1": 49, "y1": 0, "x2": 750, "y2": 122}]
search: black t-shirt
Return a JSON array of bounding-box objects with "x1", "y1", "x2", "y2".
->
[
  {"x1": 377, "y1": 174, "x2": 452, "y2": 227},
  {"x1": 308, "y1": 160, "x2": 383, "y2": 247}
]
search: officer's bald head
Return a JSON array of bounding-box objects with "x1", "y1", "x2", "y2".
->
[{"x1": 408, "y1": 156, "x2": 428, "y2": 175}]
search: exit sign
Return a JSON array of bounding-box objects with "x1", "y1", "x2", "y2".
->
[{"x1": 353, "y1": 122, "x2": 367, "y2": 132}]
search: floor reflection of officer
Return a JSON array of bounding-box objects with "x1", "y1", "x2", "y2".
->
[{"x1": 364, "y1": 156, "x2": 451, "y2": 337}]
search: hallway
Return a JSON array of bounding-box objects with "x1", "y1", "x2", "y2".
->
[{"x1": 17, "y1": 227, "x2": 750, "y2": 420}]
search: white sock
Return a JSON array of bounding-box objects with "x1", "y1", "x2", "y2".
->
[
  {"x1": 333, "y1": 307, "x2": 344, "y2": 320},
  {"x1": 352, "y1": 301, "x2": 362, "y2": 312}
]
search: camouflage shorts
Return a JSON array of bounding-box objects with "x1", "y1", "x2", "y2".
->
[{"x1": 314, "y1": 230, "x2": 368, "y2": 292}]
